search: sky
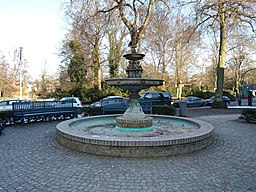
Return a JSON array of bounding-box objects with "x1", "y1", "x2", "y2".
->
[{"x1": 0, "y1": 0, "x2": 67, "y2": 80}]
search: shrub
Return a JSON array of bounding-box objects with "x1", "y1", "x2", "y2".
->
[
  {"x1": 211, "y1": 101, "x2": 227, "y2": 109},
  {"x1": 82, "y1": 106, "x2": 102, "y2": 116},
  {"x1": 242, "y1": 109, "x2": 256, "y2": 123},
  {"x1": 82, "y1": 105, "x2": 177, "y2": 116},
  {"x1": 193, "y1": 91, "x2": 215, "y2": 99},
  {"x1": 152, "y1": 105, "x2": 176, "y2": 116},
  {"x1": 0, "y1": 110, "x2": 13, "y2": 125},
  {"x1": 0, "y1": 110, "x2": 13, "y2": 120}
]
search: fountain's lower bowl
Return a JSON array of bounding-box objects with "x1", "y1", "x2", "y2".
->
[{"x1": 56, "y1": 115, "x2": 214, "y2": 157}]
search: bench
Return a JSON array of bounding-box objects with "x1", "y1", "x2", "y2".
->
[
  {"x1": 13, "y1": 101, "x2": 78, "y2": 126},
  {"x1": 102, "y1": 101, "x2": 152, "y2": 115}
]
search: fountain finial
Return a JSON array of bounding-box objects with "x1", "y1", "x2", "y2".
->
[{"x1": 131, "y1": 27, "x2": 137, "y2": 53}]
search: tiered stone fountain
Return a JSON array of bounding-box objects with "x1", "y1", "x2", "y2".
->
[
  {"x1": 106, "y1": 49, "x2": 163, "y2": 131},
  {"x1": 56, "y1": 40, "x2": 214, "y2": 157}
]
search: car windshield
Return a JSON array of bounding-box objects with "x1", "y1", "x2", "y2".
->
[
  {"x1": 0, "y1": 101, "x2": 8, "y2": 106},
  {"x1": 162, "y1": 92, "x2": 170, "y2": 98},
  {"x1": 183, "y1": 97, "x2": 194, "y2": 101}
]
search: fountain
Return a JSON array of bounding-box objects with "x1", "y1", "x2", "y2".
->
[
  {"x1": 106, "y1": 51, "x2": 163, "y2": 131},
  {"x1": 56, "y1": 36, "x2": 214, "y2": 157},
  {"x1": 105, "y1": 29, "x2": 164, "y2": 131}
]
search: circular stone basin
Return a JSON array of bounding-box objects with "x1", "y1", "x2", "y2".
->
[
  {"x1": 56, "y1": 115, "x2": 214, "y2": 157},
  {"x1": 105, "y1": 78, "x2": 164, "y2": 91}
]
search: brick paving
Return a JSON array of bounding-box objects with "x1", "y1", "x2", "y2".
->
[{"x1": 0, "y1": 112, "x2": 256, "y2": 192}]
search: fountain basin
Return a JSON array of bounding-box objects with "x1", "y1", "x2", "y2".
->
[
  {"x1": 105, "y1": 78, "x2": 164, "y2": 91},
  {"x1": 123, "y1": 53, "x2": 145, "y2": 61},
  {"x1": 56, "y1": 115, "x2": 214, "y2": 157}
]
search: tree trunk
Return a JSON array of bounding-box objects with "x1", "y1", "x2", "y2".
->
[
  {"x1": 175, "y1": 47, "x2": 181, "y2": 99},
  {"x1": 93, "y1": 44, "x2": 101, "y2": 90},
  {"x1": 215, "y1": 6, "x2": 227, "y2": 106},
  {"x1": 235, "y1": 62, "x2": 241, "y2": 96},
  {"x1": 98, "y1": 63, "x2": 102, "y2": 90}
]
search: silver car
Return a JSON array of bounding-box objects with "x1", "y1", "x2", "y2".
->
[
  {"x1": 91, "y1": 96, "x2": 128, "y2": 107},
  {"x1": 60, "y1": 97, "x2": 82, "y2": 108},
  {"x1": 174, "y1": 96, "x2": 207, "y2": 108},
  {"x1": 0, "y1": 99, "x2": 28, "y2": 112}
]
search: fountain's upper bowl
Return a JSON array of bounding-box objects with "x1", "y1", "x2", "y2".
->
[
  {"x1": 105, "y1": 78, "x2": 164, "y2": 91},
  {"x1": 123, "y1": 53, "x2": 145, "y2": 61}
]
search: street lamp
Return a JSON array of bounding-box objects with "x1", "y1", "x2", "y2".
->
[{"x1": 19, "y1": 47, "x2": 23, "y2": 99}]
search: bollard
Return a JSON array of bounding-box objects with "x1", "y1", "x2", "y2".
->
[
  {"x1": 179, "y1": 101, "x2": 187, "y2": 117},
  {"x1": 248, "y1": 91, "x2": 253, "y2": 106}
]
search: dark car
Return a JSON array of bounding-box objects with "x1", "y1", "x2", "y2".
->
[
  {"x1": 206, "y1": 96, "x2": 230, "y2": 106},
  {"x1": 140, "y1": 92, "x2": 172, "y2": 106},
  {"x1": 173, "y1": 96, "x2": 207, "y2": 108}
]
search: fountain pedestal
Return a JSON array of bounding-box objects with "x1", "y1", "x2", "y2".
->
[{"x1": 116, "y1": 96, "x2": 153, "y2": 131}]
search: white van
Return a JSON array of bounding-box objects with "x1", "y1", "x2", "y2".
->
[{"x1": 60, "y1": 97, "x2": 82, "y2": 108}]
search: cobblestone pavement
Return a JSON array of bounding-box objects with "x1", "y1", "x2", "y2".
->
[{"x1": 0, "y1": 113, "x2": 256, "y2": 192}]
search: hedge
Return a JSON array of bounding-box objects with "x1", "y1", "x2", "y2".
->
[
  {"x1": 242, "y1": 109, "x2": 256, "y2": 123},
  {"x1": 0, "y1": 110, "x2": 12, "y2": 120},
  {"x1": 0, "y1": 110, "x2": 13, "y2": 125},
  {"x1": 82, "y1": 105, "x2": 176, "y2": 116},
  {"x1": 152, "y1": 105, "x2": 176, "y2": 116}
]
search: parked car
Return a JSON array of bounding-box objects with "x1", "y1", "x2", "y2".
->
[
  {"x1": 173, "y1": 96, "x2": 207, "y2": 108},
  {"x1": 140, "y1": 91, "x2": 172, "y2": 105},
  {"x1": 0, "y1": 99, "x2": 28, "y2": 112},
  {"x1": 60, "y1": 97, "x2": 82, "y2": 108},
  {"x1": 206, "y1": 96, "x2": 230, "y2": 106},
  {"x1": 37, "y1": 98, "x2": 56, "y2": 102},
  {"x1": 91, "y1": 96, "x2": 128, "y2": 107}
]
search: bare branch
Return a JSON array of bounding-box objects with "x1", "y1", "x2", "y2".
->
[
  {"x1": 98, "y1": 5, "x2": 119, "y2": 14},
  {"x1": 186, "y1": 15, "x2": 213, "y2": 43},
  {"x1": 241, "y1": 68, "x2": 256, "y2": 79},
  {"x1": 137, "y1": 0, "x2": 154, "y2": 44}
]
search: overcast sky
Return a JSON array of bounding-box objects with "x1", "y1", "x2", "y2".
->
[{"x1": 0, "y1": 0, "x2": 66, "y2": 80}]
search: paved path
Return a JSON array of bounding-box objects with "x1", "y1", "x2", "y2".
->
[{"x1": 0, "y1": 114, "x2": 256, "y2": 192}]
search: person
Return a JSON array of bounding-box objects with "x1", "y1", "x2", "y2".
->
[{"x1": 238, "y1": 95, "x2": 242, "y2": 106}]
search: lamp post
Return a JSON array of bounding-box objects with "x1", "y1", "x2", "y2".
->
[{"x1": 19, "y1": 47, "x2": 23, "y2": 99}]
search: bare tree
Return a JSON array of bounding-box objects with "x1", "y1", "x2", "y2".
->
[
  {"x1": 0, "y1": 55, "x2": 16, "y2": 97},
  {"x1": 145, "y1": 2, "x2": 200, "y2": 97},
  {"x1": 144, "y1": 2, "x2": 174, "y2": 78},
  {"x1": 187, "y1": 0, "x2": 256, "y2": 107},
  {"x1": 109, "y1": 0, "x2": 155, "y2": 51},
  {"x1": 63, "y1": 0, "x2": 109, "y2": 90},
  {"x1": 106, "y1": 7, "x2": 128, "y2": 78}
]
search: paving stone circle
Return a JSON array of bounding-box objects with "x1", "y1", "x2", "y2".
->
[{"x1": 0, "y1": 114, "x2": 255, "y2": 192}]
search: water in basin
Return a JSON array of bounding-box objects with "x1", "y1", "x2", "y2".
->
[{"x1": 70, "y1": 116, "x2": 199, "y2": 137}]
